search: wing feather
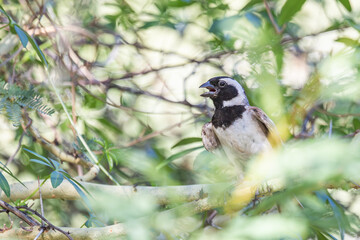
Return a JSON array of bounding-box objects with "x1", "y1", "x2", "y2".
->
[
  {"x1": 248, "y1": 106, "x2": 282, "y2": 147},
  {"x1": 201, "y1": 122, "x2": 220, "y2": 152}
]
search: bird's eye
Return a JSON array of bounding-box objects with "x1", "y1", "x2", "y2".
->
[{"x1": 219, "y1": 81, "x2": 227, "y2": 87}]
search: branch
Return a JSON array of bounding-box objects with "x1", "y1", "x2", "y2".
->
[
  {"x1": 0, "y1": 180, "x2": 230, "y2": 205},
  {"x1": 0, "y1": 200, "x2": 39, "y2": 227},
  {"x1": 264, "y1": 0, "x2": 286, "y2": 34},
  {"x1": 1, "y1": 222, "x2": 126, "y2": 240},
  {"x1": 106, "y1": 83, "x2": 207, "y2": 110}
]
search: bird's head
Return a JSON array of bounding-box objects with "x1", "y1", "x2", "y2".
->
[{"x1": 200, "y1": 76, "x2": 249, "y2": 108}]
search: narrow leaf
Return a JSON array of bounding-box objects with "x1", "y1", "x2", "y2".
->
[
  {"x1": 242, "y1": 0, "x2": 262, "y2": 11},
  {"x1": 106, "y1": 152, "x2": 114, "y2": 171},
  {"x1": 64, "y1": 176, "x2": 91, "y2": 209},
  {"x1": 353, "y1": 118, "x2": 360, "y2": 129},
  {"x1": 0, "y1": 162, "x2": 26, "y2": 188},
  {"x1": 338, "y1": 0, "x2": 352, "y2": 11},
  {"x1": 0, "y1": 5, "x2": 11, "y2": 22},
  {"x1": 157, "y1": 146, "x2": 203, "y2": 170},
  {"x1": 0, "y1": 171, "x2": 10, "y2": 197},
  {"x1": 24, "y1": 148, "x2": 49, "y2": 163},
  {"x1": 336, "y1": 37, "x2": 359, "y2": 47},
  {"x1": 278, "y1": 0, "x2": 306, "y2": 25},
  {"x1": 14, "y1": 25, "x2": 28, "y2": 48},
  {"x1": 172, "y1": 137, "x2": 202, "y2": 149},
  {"x1": 30, "y1": 159, "x2": 52, "y2": 168},
  {"x1": 48, "y1": 158, "x2": 60, "y2": 170},
  {"x1": 26, "y1": 33, "x2": 48, "y2": 66},
  {"x1": 50, "y1": 171, "x2": 64, "y2": 188}
]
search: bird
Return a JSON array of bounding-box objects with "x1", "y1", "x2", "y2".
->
[{"x1": 199, "y1": 76, "x2": 281, "y2": 175}]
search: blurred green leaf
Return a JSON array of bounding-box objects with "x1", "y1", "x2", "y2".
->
[
  {"x1": 106, "y1": 151, "x2": 114, "y2": 171},
  {"x1": 245, "y1": 12, "x2": 262, "y2": 28},
  {"x1": 84, "y1": 214, "x2": 105, "y2": 228},
  {"x1": 209, "y1": 15, "x2": 242, "y2": 36},
  {"x1": 0, "y1": 162, "x2": 25, "y2": 188},
  {"x1": 0, "y1": 171, "x2": 10, "y2": 197},
  {"x1": 171, "y1": 137, "x2": 202, "y2": 149},
  {"x1": 353, "y1": 118, "x2": 360, "y2": 130},
  {"x1": 156, "y1": 146, "x2": 203, "y2": 170},
  {"x1": 315, "y1": 190, "x2": 349, "y2": 240},
  {"x1": 0, "y1": 5, "x2": 12, "y2": 24},
  {"x1": 336, "y1": 37, "x2": 359, "y2": 47},
  {"x1": 278, "y1": 0, "x2": 306, "y2": 25},
  {"x1": 242, "y1": 0, "x2": 263, "y2": 11},
  {"x1": 345, "y1": 18, "x2": 360, "y2": 31},
  {"x1": 168, "y1": 0, "x2": 194, "y2": 7},
  {"x1": 13, "y1": 25, "x2": 28, "y2": 47},
  {"x1": 221, "y1": 215, "x2": 308, "y2": 239},
  {"x1": 27, "y1": 35, "x2": 47, "y2": 66},
  {"x1": 338, "y1": 0, "x2": 352, "y2": 11}
]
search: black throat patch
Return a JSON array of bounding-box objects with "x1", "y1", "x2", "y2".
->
[{"x1": 212, "y1": 105, "x2": 246, "y2": 128}]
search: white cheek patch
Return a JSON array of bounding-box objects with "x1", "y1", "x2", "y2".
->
[
  {"x1": 223, "y1": 96, "x2": 244, "y2": 107},
  {"x1": 220, "y1": 78, "x2": 249, "y2": 107}
]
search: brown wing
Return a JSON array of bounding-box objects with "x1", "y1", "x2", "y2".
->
[
  {"x1": 201, "y1": 122, "x2": 220, "y2": 152},
  {"x1": 249, "y1": 106, "x2": 282, "y2": 147}
]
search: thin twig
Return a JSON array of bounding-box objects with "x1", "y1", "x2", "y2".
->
[
  {"x1": 263, "y1": 0, "x2": 286, "y2": 34},
  {"x1": 33, "y1": 228, "x2": 44, "y2": 240},
  {"x1": 78, "y1": 83, "x2": 188, "y2": 115},
  {"x1": 0, "y1": 200, "x2": 40, "y2": 227},
  {"x1": 19, "y1": 206, "x2": 73, "y2": 240},
  {"x1": 107, "y1": 83, "x2": 207, "y2": 110},
  {"x1": 124, "y1": 116, "x2": 194, "y2": 147},
  {"x1": 37, "y1": 177, "x2": 45, "y2": 225}
]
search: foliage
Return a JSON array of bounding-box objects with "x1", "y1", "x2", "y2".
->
[
  {"x1": 0, "y1": 81, "x2": 54, "y2": 126},
  {"x1": 0, "y1": 0, "x2": 360, "y2": 239}
]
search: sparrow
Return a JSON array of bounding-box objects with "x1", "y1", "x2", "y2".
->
[{"x1": 200, "y1": 76, "x2": 281, "y2": 174}]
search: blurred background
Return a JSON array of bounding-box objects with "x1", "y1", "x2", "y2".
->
[{"x1": 1, "y1": 0, "x2": 360, "y2": 239}]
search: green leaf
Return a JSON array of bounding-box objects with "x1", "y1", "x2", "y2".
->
[
  {"x1": 168, "y1": 0, "x2": 194, "y2": 7},
  {"x1": 106, "y1": 152, "x2": 114, "y2": 171},
  {"x1": 50, "y1": 170, "x2": 64, "y2": 188},
  {"x1": 0, "y1": 5, "x2": 12, "y2": 22},
  {"x1": 278, "y1": 0, "x2": 307, "y2": 25},
  {"x1": 210, "y1": 15, "x2": 242, "y2": 36},
  {"x1": 156, "y1": 146, "x2": 203, "y2": 170},
  {"x1": 24, "y1": 148, "x2": 52, "y2": 166},
  {"x1": 245, "y1": 12, "x2": 262, "y2": 28},
  {"x1": 338, "y1": 0, "x2": 352, "y2": 11},
  {"x1": 0, "y1": 171, "x2": 10, "y2": 197},
  {"x1": 64, "y1": 176, "x2": 91, "y2": 210},
  {"x1": 14, "y1": 25, "x2": 28, "y2": 48},
  {"x1": 336, "y1": 37, "x2": 359, "y2": 47},
  {"x1": 315, "y1": 190, "x2": 349, "y2": 240},
  {"x1": 27, "y1": 36, "x2": 48, "y2": 66},
  {"x1": 171, "y1": 137, "x2": 202, "y2": 149},
  {"x1": 141, "y1": 21, "x2": 161, "y2": 29},
  {"x1": 242, "y1": 0, "x2": 263, "y2": 11},
  {"x1": 0, "y1": 162, "x2": 25, "y2": 188},
  {"x1": 83, "y1": 214, "x2": 105, "y2": 228},
  {"x1": 48, "y1": 158, "x2": 60, "y2": 170},
  {"x1": 30, "y1": 159, "x2": 52, "y2": 168},
  {"x1": 353, "y1": 118, "x2": 360, "y2": 130}
]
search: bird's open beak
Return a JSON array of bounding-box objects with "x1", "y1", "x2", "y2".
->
[{"x1": 199, "y1": 81, "x2": 218, "y2": 97}]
